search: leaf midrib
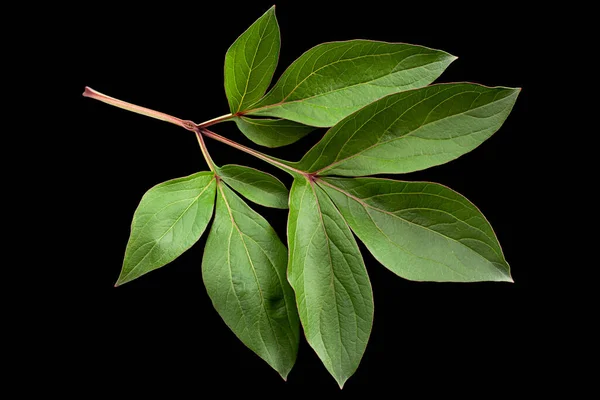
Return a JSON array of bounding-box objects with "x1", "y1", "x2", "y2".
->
[
  {"x1": 218, "y1": 183, "x2": 281, "y2": 366},
  {"x1": 309, "y1": 181, "x2": 344, "y2": 378},
  {"x1": 236, "y1": 11, "x2": 274, "y2": 113}
]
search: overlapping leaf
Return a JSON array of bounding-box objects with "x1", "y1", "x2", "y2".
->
[
  {"x1": 247, "y1": 40, "x2": 456, "y2": 127},
  {"x1": 232, "y1": 116, "x2": 316, "y2": 148},
  {"x1": 218, "y1": 164, "x2": 289, "y2": 208},
  {"x1": 318, "y1": 177, "x2": 511, "y2": 282},
  {"x1": 117, "y1": 172, "x2": 216, "y2": 286},
  {"x1": 290, "y1": 83, "x2": 520, "y2": 176},
  {"x1": 287, "y1": 178, "x2": 374, "y2": 388},
  {"x1": 202, "y1": 183, "x2": 299, "y2": 379}
]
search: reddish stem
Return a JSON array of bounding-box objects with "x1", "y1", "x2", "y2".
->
[
  {"x1": 83, "y1": 86, "x2": 309, "y2": 178},
  {"x1": 201, "y1": 128, "x2": 308, "y2": 177},
  {"x1": 83, "y1": 87, "x2": 192, "y2": 129}
]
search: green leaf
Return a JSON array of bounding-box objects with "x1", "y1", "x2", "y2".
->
[
  {"x1": 117, "y1": 172, "x2": 216, "y2": 286},
  {"x1": 246, "y1": 40, "x2": 455, "y2": 127},
  {"x1": 287, "y1": 178, "x2": 373, "y2": 388},
  {"x1": 202, "y1": 183, "x2": 300, "y2": 379},
  {"x1": 233, "y1": 116, "x2": 316, "y2": 148},
  {"x1": 224, "y1": 6, "x2": 280, "y2": 113},
  {"x1": 318, "y1": 177, "x2": 511, "y2": 282},
  {"x1": 217, "y1": 164, "x2": 289, "y2": 209},
  {"x1": 292, "y1": 83, "x2": 519, "y2": 176}
]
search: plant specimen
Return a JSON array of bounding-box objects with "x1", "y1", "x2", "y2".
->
[{"x1": 83, "y1": 5, "x2": 519, "y2": 388}]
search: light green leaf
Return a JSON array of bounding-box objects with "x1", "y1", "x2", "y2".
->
[
  {"x1": 117, "y1": 172, "x2": 216, "y2": 286},
  {"x1": 288, "y1": 178, "x2": 373, "y2": 388},
  {"x1": 247, "y1": 40, "x2": 455, "y2": 127},
  {"x1": 233, "y1": 116, "x2": 316, "y2": 148},
  {"x1": 318, "y1": 177, "x2": 511, "y2": 282},
  {"x1": 202, "y1": 183, "x2": 299, "y2": 379},
  {"x1": 218, "y1": 164, "x2": 289, "y2": 209},
  {"x1": 225, "y1": 6, "x2": 280, "y2": 113},
  {"x1": 292, "y1": 83, "x2": 519, "y2": 176}
]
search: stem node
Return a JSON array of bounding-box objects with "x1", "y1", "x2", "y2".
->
[{"x1": 181, "y1": 120, "x2": 197, "y2": 132}]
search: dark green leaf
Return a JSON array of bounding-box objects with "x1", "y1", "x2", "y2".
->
[
  {"x1": 318, "y1": 177, "x2": 511, "y2": 282},
  {"x1": 218, "y1": 164, "x2": 289, "y2": 209},
  {"x1": 117, "y1": 172, "x2": 216, "y2": 286},
  {"x1": 288, "y1": 178, "x2": 373, "y2": 388},
  {"x1": 233, "y1": 116, "x2": 316, "y2": 148},
  {"x1": 225, "y1": 6, "x2": 280, "y2": 113},
  {"x1": 247, "y1": 40, "x2": 455, "y2": 127},
  {"x1": 292, "y1": 83, "x2": 519, "y2": 176},
  {"x1": 202, "y1": 183, "x2": 300, "y2": 379}
]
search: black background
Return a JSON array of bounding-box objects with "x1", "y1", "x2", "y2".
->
[{"x1": 70, "y1": 0, "x2": 549, "y2": 395}]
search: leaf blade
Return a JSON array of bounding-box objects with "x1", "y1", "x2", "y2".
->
[
  {"x1": 318, "y1": 177, "x2": 511, "y2": 282},
  {"x1": 293, "y1": 83, "x2": 519, "y2": 175},
  {"x1": 117, "y1": 172, "x2": 216, "y2": 286},
  {"x1": 202, "y1": 183, "x2": 300, "y2": 379},
  {"x1": 247, "y1": 40, "x2": 455, "y2": 127},
  {"x1": 233, "y1": 116, "x2": 316, "y2": 148},
  {"x1": 288, "y1": 178, "x2": 373, "y2": 387},
  {"x1": 224, "y1": 6, "x2": 280, "y2": 113},
  {"x1": 218, "y1": 164, "x2": 289, "y2": 209}
]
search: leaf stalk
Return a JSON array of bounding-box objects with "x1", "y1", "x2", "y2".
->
[{"x1": 83, "y1": 86, "x2": 308, "y2": 178}]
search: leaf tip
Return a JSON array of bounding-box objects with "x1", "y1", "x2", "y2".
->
[
  {"x1": 275, "y1": 366, "x2": 291, "y2": 382},
  {"x1": 443, "y1": 53, "x2": 458, "y2": 65},
  {"x1": 500, "y1": 270, "x2": 514, "y2": 283},
  {"x1": 333, "y1": 373, "x2": 349, "y2": 389},
  {"x1": 114, "y1": 273, "x2": 129, "y2": 287}
]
